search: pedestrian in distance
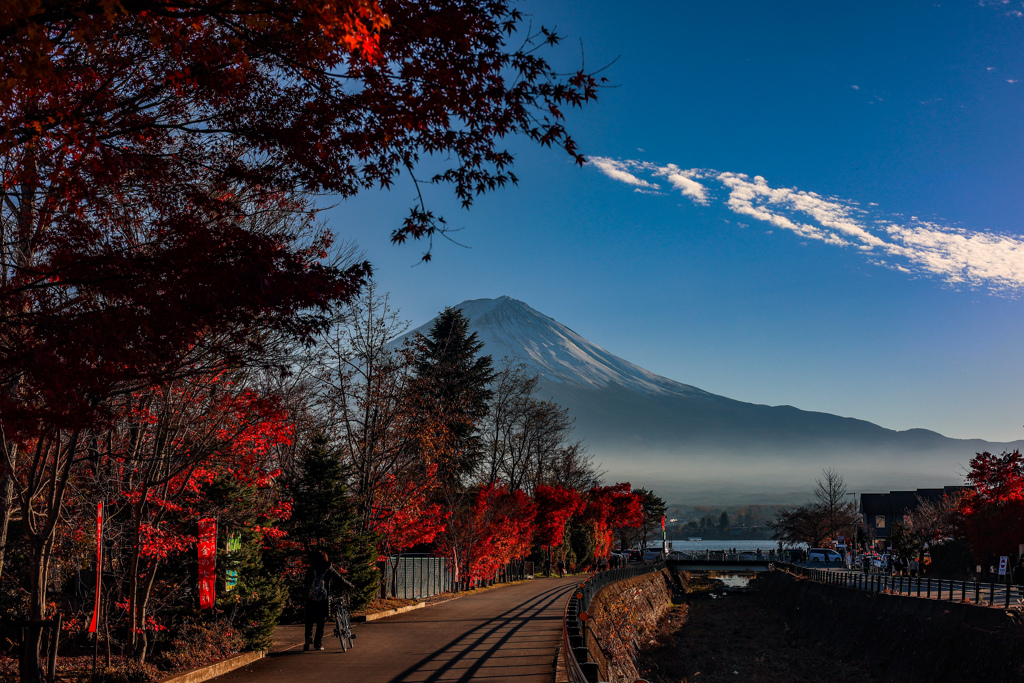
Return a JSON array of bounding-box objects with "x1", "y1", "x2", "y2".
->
[
  {"x1": 303, "y1": 550, "x2": 355, "y2": 651},
  {"x1": 557, "y1": 557, "x2": 565, "y2": 577}
]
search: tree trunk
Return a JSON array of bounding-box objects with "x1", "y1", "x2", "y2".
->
[
  {"x1": 20, "y1": 536, "x2": 51, "y2": 683},
  {"x1": 133, "y1": 559, "x2": 161, "y2": 663},
  {"x1": 0, "y1": 469, "x2": 15, "y2": 578}
]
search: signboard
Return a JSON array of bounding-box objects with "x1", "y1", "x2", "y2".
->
[
  {"x1": 225, "y1": 533, "x2": 241, "y2": 591},
  {"x1": 999, "y1": 555, "x2": 1009, "y2": 577},
  {"x1": 198, "y1": 518, "x2": 217, "y2": 609},
  {"x1": 88, "y1": 501, "x2": 103, "y2": 633},
  {"x1": 875, "y1": 515, "x2": 886, "y2": 529}
]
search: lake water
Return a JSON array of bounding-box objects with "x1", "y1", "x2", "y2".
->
[{"x1": 664, "y1": 539, "x2": 806, "y2": 553}]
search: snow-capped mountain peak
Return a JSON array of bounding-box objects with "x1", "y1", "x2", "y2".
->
[{"x1": 405, "y1": 296, "x2": 707, "y2": 397}]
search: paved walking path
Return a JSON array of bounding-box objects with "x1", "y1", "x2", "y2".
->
[{"x1": 212, "y1": 576, "x2": 579, "y2": 683}]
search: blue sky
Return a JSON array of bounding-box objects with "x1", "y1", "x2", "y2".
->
[{"x1": 331, "y1": 0, "x2": 1024, "y2": 444}]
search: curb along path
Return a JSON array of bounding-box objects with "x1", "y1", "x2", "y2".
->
[{"x1": 203, "y1": 576, "x2": 580, "y2": 683}]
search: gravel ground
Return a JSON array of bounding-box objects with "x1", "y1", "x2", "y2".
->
[{"x1": 635, "y1": 578, "x2": 893, "y2": 683}]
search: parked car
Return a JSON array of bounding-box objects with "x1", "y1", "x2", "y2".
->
[
  {"x1": 807, "y1": 547, "x2": 844, "y2": 564},
  {"x1": 642, "y1": 548, "x2": 665, "y2": 562},
  {"x1": 624, "y1": 549, "x2": 643, "y2": 563}
]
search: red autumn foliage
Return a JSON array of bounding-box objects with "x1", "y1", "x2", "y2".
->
[
  {"x1": 533, "y1": 484, "x2": 584, "y2": 549},
  {"x1": 439, "y1": 484, "x2": 536, "y2": 584},
  {"x1": 82, "y1": 374, "x2": 294, "y2": 659},
  {"x1": 958, "y1": 450, "x2": 1024, "y2": 560},
  {"x1": 371, "y1": 463, "x2": 448, "y2": 558},
  {"x1": 584, "y1": 483, "x2": 643, "y2": 558},
  {"x1": 0, "y1": 2, "x2": 601, "y2": 674}
]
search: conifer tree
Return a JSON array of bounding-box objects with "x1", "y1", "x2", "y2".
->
[
  {"x1": 412, "y1": 308, "x2": 495, "y2": 485},
  {"x1": 205, "y1": 474, "x2": 287, "y2": 653},
  {"x1": 286, "y1": 436, "x2": 379, "y2": 611}
]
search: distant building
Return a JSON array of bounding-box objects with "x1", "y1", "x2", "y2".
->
[{"x1": 860, "y1": 486, "x2": 972, "y2": 546}]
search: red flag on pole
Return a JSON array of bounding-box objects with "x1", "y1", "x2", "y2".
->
[
  {"x1": 88, "y1": 501, "x2": 103, "y2": 633},
  {"x1": 197, "y1": 518, "x2": 217, "y2": 609},
  {"x1": 661, "y1": 514, "x2": 666, "y2": 531}
]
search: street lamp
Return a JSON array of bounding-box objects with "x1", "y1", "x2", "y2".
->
[{"x1": 847, "y1": 492, "x2": 858, "y2": 567}]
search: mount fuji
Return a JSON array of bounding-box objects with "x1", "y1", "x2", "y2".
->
[{"x1": 404, "y1": 296, "x2": 1022, "y2": 504}]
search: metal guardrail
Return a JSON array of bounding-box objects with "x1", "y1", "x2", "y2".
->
[
  {"x1": 561, "y1": 562, "x2": 667, "y2": 683},
  {"x1": 780, "y1": 562, "x2": 1024, "y2": 609}
]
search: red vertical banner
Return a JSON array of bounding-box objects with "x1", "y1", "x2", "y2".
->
[
  {"x1": 88, "y1": 501, "x2": 103, "y2": 633},
  {"x1": 197, "y1": 518, "x2": 217, "y2": 610}
]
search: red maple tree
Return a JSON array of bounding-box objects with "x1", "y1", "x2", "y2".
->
[
  {"x1": 439, "y1": 484, "x2": 536, "y2": 586},
  {"x1": 584, "y1": 483, "x2": 643, "y2": 559},
  {"x1": 958, "y1": 450, "x2": 1024, "y2": 562},
  {"x1": 533, "y1": 484, "x2": 584, "y2": 549},
  {"x1": 86, "y1": 375, "x2": 293, "y2": 661}
]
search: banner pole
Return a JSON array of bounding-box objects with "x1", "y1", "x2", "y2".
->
[{"x1": 90, "y1": 501, "x2": 103, "y2": 676}]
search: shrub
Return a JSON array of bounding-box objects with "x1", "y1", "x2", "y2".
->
[{"x1": 155, "y1": 620, "x2": 244, "y2": 673}]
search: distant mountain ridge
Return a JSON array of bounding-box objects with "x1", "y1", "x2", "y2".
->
[{"x1": 403, "y1": 296, "x2": 1023, "y2": 504}]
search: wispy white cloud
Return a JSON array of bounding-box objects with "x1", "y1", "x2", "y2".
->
[
  {"x1": 654, "y1": 164, "x2": 709, "y2": 204},
  {"x1": 588, "y1": 157, "x2": 659, "y2": 190},
  {"x1": 587, "y1": 156, "x2": 1024, "y2": 293},
  {"x1": 589, "y1": 158, "x2": 708, "y2": 204}
]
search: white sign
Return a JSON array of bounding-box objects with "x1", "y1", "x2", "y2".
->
[{"x1": 999, "y1": 556, "x2": 1009, "y2": 576}]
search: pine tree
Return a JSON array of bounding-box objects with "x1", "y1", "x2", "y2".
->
[
  {"x1": 412, "y1": 308, "x2": 495, "y2": 485},
  {"x1": 206, "y1": 475, "x2": 286, "y2": 652},
  {"x1": 286, "y1": 436, "x2": 379, "y2": 611}
]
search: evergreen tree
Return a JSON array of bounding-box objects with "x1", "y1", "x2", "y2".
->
[
  {"x1": 718, "y1": 511, "x2": 731, "y2": 537},
  {"x1": 205, "y1": 474, "x2": 287, "y2": 652},
  {"x1": 285, "y1": 436, "x2": 380, "y2": 611},
  {"x1": 567, "y1": 521, "x2": 595, "y2": 571},
  {"x1": 635, "y1": 489, "x2": 667, "y2": 548},
  {"x1": 412, "y1": 308, "x2": 495, "y2": 485}
]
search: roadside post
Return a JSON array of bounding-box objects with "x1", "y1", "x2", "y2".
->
[{"x1": 999, "y1": 556, "x2": 1010, "y2": 607}]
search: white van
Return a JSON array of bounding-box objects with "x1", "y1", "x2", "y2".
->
[{"x1": 807, "y1": 548, "x2": 844, "y2": 564}]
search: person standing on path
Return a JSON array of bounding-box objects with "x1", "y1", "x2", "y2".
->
[{"x1": 303, "y1": 551, "x2": 354, "y2": 651}]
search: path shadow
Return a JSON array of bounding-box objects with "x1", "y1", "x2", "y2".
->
[{"x1": 387, "y1": 582, "x2": 574, "y2": 683}]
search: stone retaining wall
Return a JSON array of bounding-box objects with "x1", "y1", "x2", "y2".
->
[
  {"x1": 759, "y1": 570, "x2": 1024, "y2": 682},
  {"x1": 585, "y1": 568, "x2": 686, "y2": 682}
]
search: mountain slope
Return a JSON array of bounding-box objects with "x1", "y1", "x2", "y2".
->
[
  {"x1": 407, "y1": 296, "x2": 710, "y2": 396},
  {"x1": 403, "y1": 297, "x2": 1022, "y2": 503}
]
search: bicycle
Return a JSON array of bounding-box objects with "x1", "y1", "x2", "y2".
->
[{"x1": 332, "y1": 594, "x2": 355, "y2": 652}]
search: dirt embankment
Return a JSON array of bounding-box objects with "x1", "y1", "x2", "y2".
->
[
  {"x1": 634, "y1": 571, "x2": 1024, "y2": 683},
  {"x1": 635, "y1": 576, "x2": 888, "y2": 683},
  {"x1": 585, "y1": 568, "x2": 687, "y2": 682},
  {"x1": 758, "y1": 570, "x2": 1024, "y2": 682}
]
